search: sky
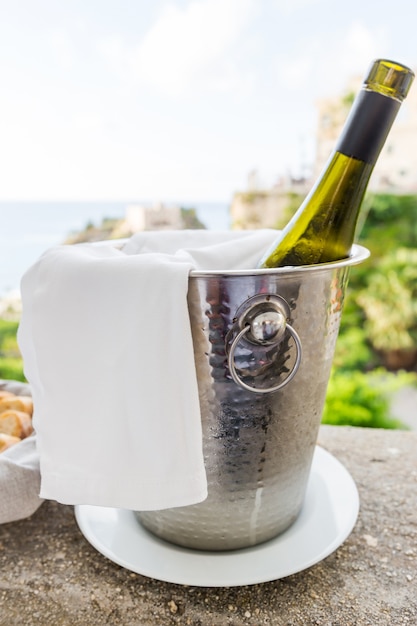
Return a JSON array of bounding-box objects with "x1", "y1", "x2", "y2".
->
[{"x1": 0, "y1": 0, "x2": 416, "y2": 204}]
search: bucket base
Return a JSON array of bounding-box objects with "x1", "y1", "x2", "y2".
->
[
  {"x1": 135, "y1": 490, "x2": 304, "y2": 552},
  {"x1": 135, "y1": 513, "x2": 300, "y2": 552}
]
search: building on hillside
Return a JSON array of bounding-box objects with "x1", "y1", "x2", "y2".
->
[
  {"x1": 125, "y1": 203, "x2": 183, "y2": 232},
  {"x1": 230, "y1": 173, "x2": 310, "y2": 231},
  {"x1": 231, "y1": 66, "x2": 417, "y2": 229}
]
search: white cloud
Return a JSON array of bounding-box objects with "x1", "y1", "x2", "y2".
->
[
  {"x1": 274, "y1": 53, "x2": 316, "y2": 90},
  {"x1": 49, "y1": 30, "x2": 76, "y2": 71},
  {"x1": 100, "y1": 0, "x2": 256, "y2": 96},
  {"x1": 341, "y1": 22, "x2": 388, "y2": 73},
  {"x1": 273, "y1": 21, "x2": 388, "y2": 101},
  {"x1": 98, "y1": 36, "x2": 130, "y2": 78},
  {"x1": 273, "y1": 0, "x2": 327, "y2": 14}
]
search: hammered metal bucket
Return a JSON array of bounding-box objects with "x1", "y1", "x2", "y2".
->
[{"x1": 136, "y1": 245, "x2": 369, "y2": 551}]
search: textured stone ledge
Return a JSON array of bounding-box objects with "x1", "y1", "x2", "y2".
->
[{"x1": 0, "y1": 425, "x2": 416, "y2": 626}]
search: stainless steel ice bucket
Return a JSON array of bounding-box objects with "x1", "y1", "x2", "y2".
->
[{"x1": 136, "y1": 245, "x2": 369, "y2": 550}]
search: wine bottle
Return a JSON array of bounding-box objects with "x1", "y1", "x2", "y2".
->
[{"x1": 258, "y1": 59, "x2": 414, "y2": 268}]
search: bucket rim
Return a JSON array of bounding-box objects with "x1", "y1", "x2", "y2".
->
[
  {"x1": 189, "y1": 244, "x2": 370, "y2": 278},
  {"x1": 98, "y1": 239, "x2": 370, "y2": 277}
]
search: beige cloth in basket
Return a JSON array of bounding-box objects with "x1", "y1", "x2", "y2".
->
[{"x1": 0, "y1": 380, "x2": 44, "y2": 524}]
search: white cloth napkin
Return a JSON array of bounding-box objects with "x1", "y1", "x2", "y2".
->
[{"x1": 17, "y1": 229, "x2": 277, "y2": 511}]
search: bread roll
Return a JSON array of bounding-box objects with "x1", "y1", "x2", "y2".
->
[
  {"x1": 0, "y1": 432, "x2": 21, "y2": 452},
  {"x1": 0, "y1": 410, "x2": 33, "y2": 438},
  {"x1": 0, "y1": 391, "x2": 14, "y2": 401},
  {"x1": 0, "y1": 395, "x2": 33, "y2": 416}
]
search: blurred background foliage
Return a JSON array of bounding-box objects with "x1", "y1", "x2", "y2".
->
[
  {"x1": 322, "y1": 192, "x2": 417, "y2": 429},
  {"x1": 0, "y1": 318, "x2": 25, "y2": 382}
]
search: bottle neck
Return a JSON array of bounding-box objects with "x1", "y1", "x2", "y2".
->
[{"x1": 336, "y1": 89, "x2": 401, "y2": 165}]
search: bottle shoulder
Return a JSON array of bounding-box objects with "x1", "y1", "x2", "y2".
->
[{"x1": 258, "y1": 153, "x2": 373, "y2": 268}]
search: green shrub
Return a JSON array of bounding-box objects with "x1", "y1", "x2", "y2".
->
[
  {"x1": 0, "y1": 318, "x2": 25, "y2": 381},
  {"x1": 0, "y1": 318, "x2": 20, "y2": 343},
  {"x1": 357, "y1": 248, "x2": 417, "y2": 353},
  {"x1": 0, "y1": 357, "x2": 25, "y2": 382},
  {"x1": 332, "y1": 326, "x2": 375, "y2": 372},
  {"x1": 359, "y1": 193, "x2": 417, "y2": 254},
  {"x1": 322, "y1": 369, "x2": 415, "y2": 429}
]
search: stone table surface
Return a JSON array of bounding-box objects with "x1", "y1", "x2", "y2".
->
[{"x1": 1, "y1": 424, "x2": 416, "y2": 626}]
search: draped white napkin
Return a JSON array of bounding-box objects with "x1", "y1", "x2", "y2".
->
[{"x1": 17, "y1": 229, "x2": 277, "y2": 511}]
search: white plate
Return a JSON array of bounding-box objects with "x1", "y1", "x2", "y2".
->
[{"x1": 75, "y1": 446, "x2": 359, "y2": 587}]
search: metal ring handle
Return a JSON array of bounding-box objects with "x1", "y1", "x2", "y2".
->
[{"x1": 227, "y1": 322, "x2": 302, "y2": 394}]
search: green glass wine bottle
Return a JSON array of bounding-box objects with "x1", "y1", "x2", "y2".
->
[{"x1": 258, "y1": 59, "x2": 415, "y2": 268}]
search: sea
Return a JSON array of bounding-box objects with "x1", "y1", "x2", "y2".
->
[{"x1": 0, "y1": 201, "x2": 231, "y2": 297}]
